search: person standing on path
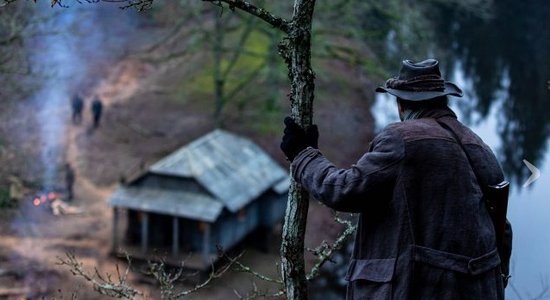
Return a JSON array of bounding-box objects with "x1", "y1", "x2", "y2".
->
[
  {"x1": 65, "y1": 163, "x2": 75, "y2": 201},
  {"x1": 71, "y1": 94, "x2": 84, "y2": 125}
]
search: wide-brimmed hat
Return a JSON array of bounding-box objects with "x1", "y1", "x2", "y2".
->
[{"x1": 375, "y1": 59, "x2": 463, "y2": 101}]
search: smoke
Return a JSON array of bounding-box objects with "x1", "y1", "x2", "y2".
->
[
  {"x1": 3, "y1": 3, "x2": 143, "y2": 297},
  {"x1": 33, "y1": 11, "x2": 78, "y2": 190},
  {"x1": 27, "y1": 3, "x2": 139, "y2": 190}
]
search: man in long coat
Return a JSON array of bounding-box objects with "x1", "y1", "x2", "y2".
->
[{"x1": 281, "y1": 59, "x2": 512, "y2": 299}]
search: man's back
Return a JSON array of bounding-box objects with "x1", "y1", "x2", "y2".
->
[
  {"x1": 290, "y1": 107, "x2": 508, "y2": 299},
  {"x1": 393, "y1": 109, "x2": 503, "y2": 257}
]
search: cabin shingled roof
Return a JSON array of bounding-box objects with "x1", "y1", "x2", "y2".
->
[
  {"x1": 109, "y1": 186, "x2": 223, "y2": 222},
  {"x1": 149, "y1": 129, "x2": 288, "y2": 212}
]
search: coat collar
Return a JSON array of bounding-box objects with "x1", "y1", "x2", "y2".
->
[{"x1": 419, "y1": 106, "x2": 458, "y2": 120}]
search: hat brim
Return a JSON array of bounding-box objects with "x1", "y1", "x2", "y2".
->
[{"x1": 375, "y1": 82, "x2": 463, "y2": 101}]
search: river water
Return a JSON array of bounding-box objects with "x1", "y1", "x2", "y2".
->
[
  {"x1": 373, "y1": 1, "x2": 550, "y2": 297},
  {"x1": 373, "y1": 71, "x2": 550, "y2": 299}
]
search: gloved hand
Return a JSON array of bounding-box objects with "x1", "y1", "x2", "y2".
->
[{"x1": 280, "y1": 116, "x2": 319, "y2": 162}]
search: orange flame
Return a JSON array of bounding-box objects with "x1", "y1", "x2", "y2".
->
[{"x1": 33, "y1": 198, "x2": 41, "y2": 206}]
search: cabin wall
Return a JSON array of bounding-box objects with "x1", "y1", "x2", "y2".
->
[
  {"x1": 126, "y1": 210, "x2": 173, "y2": 246},
  {"x1": 259, "y1": 190, "x2": 287, "y2": 227},
  {"x1": 205, "y1": 190, "x2": 286, "y2": 253},
  {"x1": 180, "y1": 218, "x2": 203, "y2": 252},
  {"x1": 209, "y1": 200, "x2": 260, "y2": 252},
  {"x1": 123, "y1": 189, "x2": 288, "y2": 255},
  {"x1": 126, "y1": 209, "x2": 141, "y2": 243},
  {"x1": 126, "y1": 209, "x2": 205, "y2": 251}
]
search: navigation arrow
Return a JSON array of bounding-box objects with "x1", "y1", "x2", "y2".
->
[{"x1": 523, "y1": 159, "x2": 541, "y2": 187}]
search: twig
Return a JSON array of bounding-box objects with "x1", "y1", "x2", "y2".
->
[
  {"x1": 202, "y1": 0, "x2": 291, "y2": 33},
  {"x1": 56, "y1": 252, "x2": 142, "y2": 299},
  {"x1": 232, "y1": 281, "x2": 284, "y2": 300},
  {"x1": 220, "y1": 251, "x2": 282, "y2": 285},
  {"x1": 143, "y1": 254, "x2": 201, "y2": 299},
  {"x1": 306, "y1": 214, "x2": 356, "y2": 281},
  {"x1": 172, "y1": 251, "x2": 245, "y2": 298},
  {"x1": 221, "y1": 14, "x2": 257, "y2": 79}
]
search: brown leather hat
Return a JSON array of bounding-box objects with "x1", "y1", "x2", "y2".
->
[{"x1": 376, "y1": 59, "x2": 463, "y2": 101}]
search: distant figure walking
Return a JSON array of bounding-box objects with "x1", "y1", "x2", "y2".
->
[
  {"x1": 91, "y1": 96, "x2": 103, "y2": 129},
  {"x1": 71, "y1": 94, "x2": 84, "y2": 125},
  {"x1": 65, "y1": 163, "x2": 75, "y2": 201}
]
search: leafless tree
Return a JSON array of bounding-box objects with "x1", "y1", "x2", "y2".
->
[{"x1": 0, "y1": 3, "x2": 57, "y2": 97}]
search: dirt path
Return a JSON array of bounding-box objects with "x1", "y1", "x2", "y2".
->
[
  {"x1": 0, "y1": 128, "x2": 116, "y2": 299},
  {"x1": 0, "y1": 111, "x2": 117, "y2": 299},
  {"x1": 0, "y1": 60, "x2": 155, "y2": 299},
  {"x1": 66, "y1": 120, "x2": 115, "y2": 200}
]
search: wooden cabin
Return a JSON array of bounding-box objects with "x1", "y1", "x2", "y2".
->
[{"x1": 108, "y1": 129, "x2": 289, "y2": 269}]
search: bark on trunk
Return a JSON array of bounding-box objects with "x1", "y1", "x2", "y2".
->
[{"x1": 280, "y1": 1, "x2": 316, "y2": 299}]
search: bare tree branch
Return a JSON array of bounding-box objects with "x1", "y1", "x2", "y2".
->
[
  {"x1": 306, "y1": 214, "x2": 356, "y2": 281},
  {"x1": 232, "y1": 281, "x2": 285, "y2": 300},
  {"x1": 172, "y1": 251, "x2": 245, "y2": 298},
  {"x1": 220, "y1": 251, "x2": 282, "y2": 285},
  {"x1": 225, "y1": 60, "x2": 267, "y2": 103},
  {"x1": 144, "y1": 256, "x2": 200, "y2": 299},
  {"x1": 57, "y1": 252, "x2": 142, "y2": 299},
  {"x1": 202, "y1": 0, "x2": 290, "y2": 33},
  {"x1": 222, "y1": 14, "x2": 257, "y2": 79}
]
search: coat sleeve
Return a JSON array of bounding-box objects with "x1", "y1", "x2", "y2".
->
[{"x1": 290, "y1": 125, "x2": 405, "y2": 212}]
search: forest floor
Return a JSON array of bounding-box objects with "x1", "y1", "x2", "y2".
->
[{"x1": 0, "y1": 42, "x2": 375, "y2": 298}]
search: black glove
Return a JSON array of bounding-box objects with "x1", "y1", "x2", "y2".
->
[{"x1": 280, "y1": 116, "x2": 319, "y2": 162}]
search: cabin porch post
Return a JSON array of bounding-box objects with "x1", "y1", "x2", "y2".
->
[
  {"x1": 141, "y1": 212, "x2": 149, "y2": 253},
  {"x1": 202, "y1": 223, "x2": 211, "y2": 267},
  {"x1": 172, "y1": 216, "x2": 179, "y2": 256},
  {"x1": 112, "y1": 207, "x2": 119, "y2": 252}
]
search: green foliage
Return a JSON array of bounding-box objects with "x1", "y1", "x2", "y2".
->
[
  {"x1": 311, "y1": 0, "x2": 493, "y2": 80},
  {"x1": 255, "y1": 122, "x2": 279, "y2": 136},
  {"x1": 186, "y1": 30, "x2": 270, "y2": 94},
  {"x1": 0, "y1": 187, "x2": 15, "y2": 209},
  {"x1": 140, "y1": 0, "x2": 497, "y2": 125}
]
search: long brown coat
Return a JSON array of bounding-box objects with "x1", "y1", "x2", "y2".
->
[{"x1": 291, "y1": 108, "x2": 511, "y2": 299}]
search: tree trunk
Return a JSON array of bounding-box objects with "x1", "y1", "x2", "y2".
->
[
  {"x1": 280, "y1": 1, "x2": 316, "y2": 299},
  {"x1": 213, "y1": 15, "x2": 225, "y2": 128}
]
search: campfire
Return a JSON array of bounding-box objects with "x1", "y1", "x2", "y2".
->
[
  {"x1": 32, "y1": 192, "x2": 58, "y2": 207},
  {"x1": 30, "y1": 191, "x2": 82, "y2": 216}
]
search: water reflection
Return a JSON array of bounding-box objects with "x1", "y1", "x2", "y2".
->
[
  {"x1": 432, "y1": 0, "x2": 550, "y2": 185},
  {"x1": 429, "y1": 9, "x2": 550, "y2": 296}
]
